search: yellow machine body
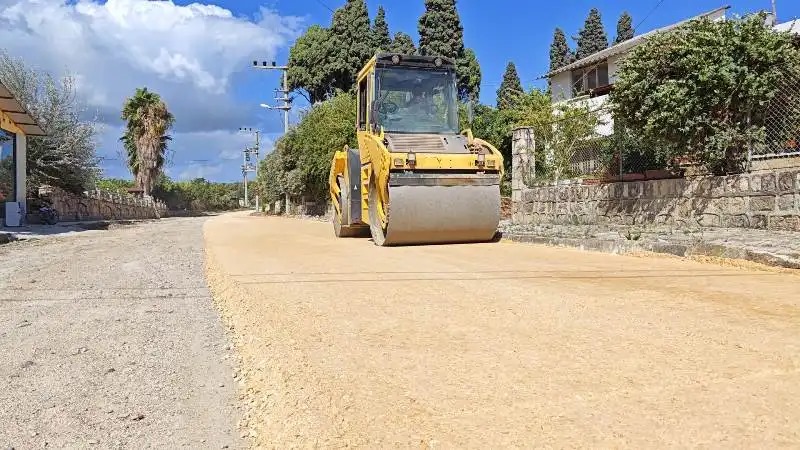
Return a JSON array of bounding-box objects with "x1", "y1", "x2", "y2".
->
[{"x1": 329, "y1": 53, "x2": 504, "y2": 246}]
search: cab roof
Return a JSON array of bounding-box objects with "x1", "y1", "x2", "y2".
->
[{"x1": 358, "y1": 53, "x2": 456, "y2": 81}]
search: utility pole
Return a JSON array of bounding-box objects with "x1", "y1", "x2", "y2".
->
[
  {"x1": 253, "y1": 60, "x2": 291, "y2": 133},
  {"x1": 771, "y1": 0, "x2": 778, "y2": 22},
  {"x1": 239, "y1": 127, "x2": 260, "y2": 210},
  {"x1": 253, "y1": 60, "x2": 292, "y2": 212}
]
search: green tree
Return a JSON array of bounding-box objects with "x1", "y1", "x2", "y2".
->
[
  {"x1": 329, "y1": 0, "x2": 374, "y2": 93},
  {"x1": 611, "y1": 14, "x2": 800, "y2": 174},
  {"x1": 292, "y1": 93, "x2": 357, "y2": 198},
  {"x1": 287, "y1": 25, "x2": 335, "y2": 103},
  {"x1": 496, "y1": 61, "x2": 523, "y2": 110},
  {"x1": 256, "y1": 93, "x2": 357, "y2": 204},
  {"x1": 120, "y1": 87, "x2": 174, "y2": 196},
  {"x1": 372, "y1": 6, "x2": 391, "y2": 52},
  {"x1": 549, "y1": 28, "x2": 573, "y2": 72},
  {"x1": 390, "y1": 32, "x2": 417, "y2": 55},
  {"x1": 458, "y1": 48, "x2": 482, "y2": 102},
  {"x1": 0, "y1": 51, "x2": 99, "y2": 194},
  {"x1": 459, "y1": 104, "x2": 513, "y2": 173},
  {"x1": 575, "y1": 8, "x2": 608, "y2": 60},
  {"x1": 418, "y1": 0, "x2": 463, "y2": 58},
  {"x1": 94, "y1": 178, "x2": 134, "y2": 194},
  {"x1": 510, "y1": 89, "x2": 600, "y2": 181},
  {"x1": 614, "y1": 12, "x2": 634, "y2": 44},
  {"x1": 257, "y1": 150, "x2": 289, "y2": 205},
  {"x1": 418, "y1": 0, "x2": 479, "y2": 101},
  {"x1": 150, "y1": 176, "x2": 240, "y2": 211}
]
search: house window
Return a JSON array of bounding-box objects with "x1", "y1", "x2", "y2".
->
[{"x1": 571, "y1": 61, "x2": 611, "y2": 97}]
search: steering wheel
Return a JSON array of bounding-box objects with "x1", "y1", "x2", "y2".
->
[{"x1": 379, "y1": 101, "x2": 398, "y2": 114}]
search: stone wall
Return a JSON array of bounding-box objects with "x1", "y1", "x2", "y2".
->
[
  {"x1": 33, "y1": 185, "x2": 167, "y2": 222},
  {"x1": 267, "y1": 195, "x2": 332, "y2": 218},
  {"x1": 511, "y1": 128, "x2": 800, "y2": 231}
]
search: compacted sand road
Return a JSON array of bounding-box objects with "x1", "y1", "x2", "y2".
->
[{"x1": 205, "y1": 212, "x2": 800, "y2": 448}]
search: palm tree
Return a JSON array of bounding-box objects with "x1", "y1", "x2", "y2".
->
[{"x1": 120, "y1": 88, "x2": 174, "y2": 196}]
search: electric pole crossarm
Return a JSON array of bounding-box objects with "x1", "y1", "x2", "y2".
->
[
  {"x1": 238, "y1": 127, "x2": 261, "y2": 210},
  {"x1": 253, "y1": 60, "x2": 291, "y2": 134}
]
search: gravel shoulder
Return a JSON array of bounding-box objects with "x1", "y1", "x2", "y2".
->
[
  {"x1": 0, "y1": 217, "x2": 240, "y2": 449},
  {"x1": 206, "y1": 212, "x2": 800, "y2": 448}
]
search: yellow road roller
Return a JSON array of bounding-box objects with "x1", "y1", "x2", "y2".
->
[{"x1": 329, "y1": 53, "x2": 504, "y2": 246}]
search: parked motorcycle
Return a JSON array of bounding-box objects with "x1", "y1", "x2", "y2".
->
[{"x1": 39, "y1": 205, "x2": 59, "y2": 225}]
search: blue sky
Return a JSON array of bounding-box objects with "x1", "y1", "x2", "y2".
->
[
  {"x1": 237, "y1": 0, "x2": 800, "y2": 109},
  {"x1": 205, "y1": 0, "x2": 800, "y2": 181},
  {"x1": 2, "y1": 0, "x2": 798, "y2": 182}
]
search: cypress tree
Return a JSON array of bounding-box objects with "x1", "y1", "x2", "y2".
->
[
  {"x1": 574, "y1": 8, "x2": 608, "y2": 60},
  {"x1": 496, "y1": 61, "x2": 523, "y2": 110},
  {"x1": 614, "y1": 12, "x2": 634, "y2": 44},
  {"x1": 418, "y1": 0, "x2": 464, "y2": 59},
  {"x1": 418, "y1": 0, "x2": 479, "y2": 101},
  {"x1": 549, "y1": 28, "x2": 573, "y2": 72},
  {"x1": 372, "y1": 6, "x2": 391, "y2": 52},
  {"x1": 389, "y1": 32, "x2": 417, "y2": 55},
  {"x1": 458, "y1": 48, "x2": 481, "y2": 102},
  {"x1": 329, "y1": 0, "x2": 373, "y2": 91}
]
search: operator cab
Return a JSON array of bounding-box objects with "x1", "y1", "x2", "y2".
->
[
  {"x1": 357, "y1": 53, "x2": 459, "y2": 136},
  {"x1": 356, "y1": 53, "x2": 468, "y2": 154}
]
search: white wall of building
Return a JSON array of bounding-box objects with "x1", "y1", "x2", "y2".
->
[
  {"x1": 550, "y1": 71, "x2": 573, "y2": 102},
  {"x1": 607, "y1": 53, "x2": 623, "y2": 85},
  {"x1": 563, "y1": 95, "x2": 614, "y2": 136}
]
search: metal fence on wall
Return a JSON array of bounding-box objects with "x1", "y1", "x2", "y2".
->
[
  {"x1": 515, "y1": 106, "x2": 654, "y2": 184},
  {"x1": 519, "y1": 72, "x2": 800, "y2": 186},
  {"x1": 751, "y1": 67, "x2": 800, "y2": 166}
]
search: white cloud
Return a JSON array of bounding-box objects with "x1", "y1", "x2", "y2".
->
[
  {"x1": 0, "y1": 0, "x2": 299, "y2": 102},
  {"x1": 0, "y1": 0, "x2": 300, "y2": 180}
]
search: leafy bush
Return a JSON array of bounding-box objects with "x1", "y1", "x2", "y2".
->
[
  {"x1": 152, "y1": 177, "x2": 240, "y2": 211},
  {"x1": 509, "y1": 89, "x2": 601, "y2": 181},
  {"x1": 94, "y1": 178, "x2": 134, "y2": 194},
  {"x1": 459, "y1": 103, "x2": 513, "y2": 171},
  {"x1": 611, "y1": 14, "x2": 800, "y2": 174},
  {"x1": 94, "y1": 176, "x2": 240, "y2": 211},
  {"x1": 256, "y1": 93, "x2": 356, "y2": 205}
]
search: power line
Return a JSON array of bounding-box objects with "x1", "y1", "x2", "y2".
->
[
  {"x1": 310, "y1": 0, "x2": 334, "y2": 13},
  {"x1": 637, "y1": 0, "x2": 667, "y2": 31}
]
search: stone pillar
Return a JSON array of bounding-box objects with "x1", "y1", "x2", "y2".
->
[
  {"x1": 511, "y1": 127, "x2": 533, "y2": 223},
  {"x1": 14, "y1": 133, "x2": 26, "y2": 204}
]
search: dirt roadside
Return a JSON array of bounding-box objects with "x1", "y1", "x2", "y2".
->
[
  {"x1": 0, "y1": 217, "x2": 241, "y2": 449},
  {"x1": 205, "y1": 212, "x2": 800, "y2": 448}
]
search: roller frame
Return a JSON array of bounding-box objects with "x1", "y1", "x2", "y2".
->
[{"x1": 329, "y1": 53, "x2": 506, "y2": 246}]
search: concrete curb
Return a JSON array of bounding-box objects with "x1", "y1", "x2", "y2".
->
[{"x1": 503, "y1": 233, "x2": 800, "y2": 270}]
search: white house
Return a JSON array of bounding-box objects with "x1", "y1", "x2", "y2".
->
[
  {"x1": 1, "y1": 80, "x2": 45, "y2": 226},
  {"x1": 545, "y1": 6, "x2": 731, "y2": 136},
  {"x1": 774, "y1": 18, "x2": 799, "y2": 35}
]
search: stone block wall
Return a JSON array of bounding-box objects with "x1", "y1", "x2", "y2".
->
[
  {"x1": 511, "y1": 128, "x2": 800, "y2": 231},
  {"x1": 268, "y1": 196, "x2": 333, "y2": 218},
  {"x1": 34, "y1": 185, "x2": 167, "y2": 222}
]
